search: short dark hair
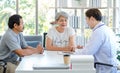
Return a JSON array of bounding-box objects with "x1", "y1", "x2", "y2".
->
[
  {"x1": 85, "y1": 8, "x2": 102, "y2": 21},
  {"x1": 8, "y1": 14, "x2": 22, "y2": 29}
]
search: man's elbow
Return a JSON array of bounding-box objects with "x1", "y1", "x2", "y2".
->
[
  {"x1": 17, "y1": 53, "x2": 25, "y2": 57},
  {"x1": 14, "y1": 50, "x2": 26, "y2": 57}
]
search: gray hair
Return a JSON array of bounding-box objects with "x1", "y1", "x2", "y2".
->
[{"x1": 55, "y1": 11, "x2": 69, "y2": 21}]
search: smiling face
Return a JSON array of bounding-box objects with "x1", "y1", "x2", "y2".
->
[
  {"x1": 17, "y1": 18, "x2": 24, "y2": 32},
  {"x1": 14, "y1": 18, "x2": 24, "y2": 33},
  {"x1": 56, "y1": 16, "x2": 67, "y2": 29}
]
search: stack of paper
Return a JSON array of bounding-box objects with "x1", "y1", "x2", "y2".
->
[{"x1": 70, "y1": 55, "x2": 94, "y2": 70}]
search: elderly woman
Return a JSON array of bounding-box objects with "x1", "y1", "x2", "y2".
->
[{"x1": 46, "y1": 11, "x2": 75, "y2": 51}]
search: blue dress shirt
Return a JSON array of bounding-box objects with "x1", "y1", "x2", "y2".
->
[{"x1": 79, "y1": 22, "x2": 118, "y2": 73}]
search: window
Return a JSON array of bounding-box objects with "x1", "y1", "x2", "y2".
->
[
  {"x1": 19, "y1": 0, "x2": 36, "y2": 35},
  {"x1": 54, "y1": 0, "x2": 120, "y2": 45},
  {"x1": 38, "y1": 0, "x2": 55, "y2": 35},
  {"x1": 0, "y1": 0, "x2": 120, "y2": 37},
  {"x1": 0, "y1": 0, "x2": 55, "y2": 35},
  {"x1": 0, "y1": 0, "x2": 16, "y2": 35}
]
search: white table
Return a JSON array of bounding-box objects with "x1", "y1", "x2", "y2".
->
[{"x1": 15, "y1": 51, "x2": 96, "y2": 73}]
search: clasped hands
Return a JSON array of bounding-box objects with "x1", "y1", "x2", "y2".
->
[{"x1": 65, "y1": 45, "x2": 83, "y2": 52}]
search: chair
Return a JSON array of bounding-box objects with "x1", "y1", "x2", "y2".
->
[
  {"x1": 24, "y1": 35, "x2": 42, "y2": 48},
  {"x1": 43, "y1": 32, "x2": 47, "y2": 48}
]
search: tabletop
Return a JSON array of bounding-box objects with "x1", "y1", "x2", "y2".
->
[{"x1": 15, "y1": 50, "x2": 96, "y2": 73}]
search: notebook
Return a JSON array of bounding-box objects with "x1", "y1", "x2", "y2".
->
[{"x1": 33, "y1": 63, "x2": 70, "y2": 69}]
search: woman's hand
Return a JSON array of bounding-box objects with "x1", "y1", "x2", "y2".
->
[{"x1": 64, "y1": 45, "x2": 76, "y2": 52}]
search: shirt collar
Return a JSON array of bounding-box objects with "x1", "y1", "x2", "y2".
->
[
  {"x1": 8, "y1": 28, "x2": 18, "y2": 37},
  {"x1": 93, "y1": 22, "x2": 104, "y2": 31}
]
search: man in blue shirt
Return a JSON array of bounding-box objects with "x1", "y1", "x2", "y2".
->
[
  {"x1": 77, "y1": 8, "x2": 118, "y2": 73},
  {"x1": 0, "y1": 14, "x2": 44, "y2": 73}
]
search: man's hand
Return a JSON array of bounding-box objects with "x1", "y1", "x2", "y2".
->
[
  {"x1": 77, "y1": 45, "x2": 83, "y2": 49},
  {"x1": 37, "y1": 44, "x2": 44, "y2": 54}
]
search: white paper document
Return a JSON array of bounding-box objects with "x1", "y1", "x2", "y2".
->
[{"x1": 33, "y1": 63, "x2": 70, "y2": 69}]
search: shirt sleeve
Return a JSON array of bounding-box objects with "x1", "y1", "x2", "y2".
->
[
  {"x1": 80, "y1": 30, "x2": 104, "y2": 55},
  {"x1": 67, "y1": 27, "x2": 75, "y2": 36},
  {"x1": 46, "y1": 27, "x2": 54, "y2": 40},
  {"x1": 5, "y1": 35, "x2": 21, "y2": 51},
  {"x1": 19, "y1": 33, "x2": 28, "y2": 48}
]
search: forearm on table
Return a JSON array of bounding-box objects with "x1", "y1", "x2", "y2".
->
[
  {"x1": 14, "y1": 47, "x2": 40, "y2": 57},
  {"x1": 46, "y1": 45, "x2": 69, "y2": 51},
  {"x1": 25, "y1": 46, "x2": 36, "y2": 49},
  {"x1": 22, "y1": 48, "x2": 39, "y2": 55}
]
